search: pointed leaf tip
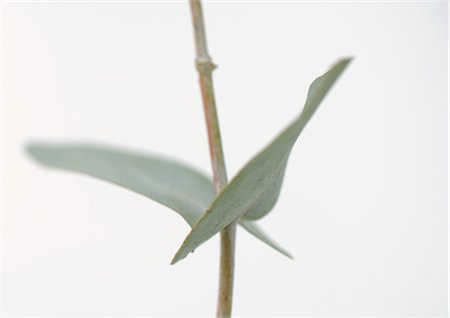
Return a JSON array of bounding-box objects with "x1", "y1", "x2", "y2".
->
[{"x1": 240, "y1": 220, "x2": 294, "y2": 259}]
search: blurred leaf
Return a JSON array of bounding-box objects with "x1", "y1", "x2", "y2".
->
[
  {"x1": 239, "y1": 220, "x2": 293, "y2": 259},
  {"x1": 171, "y1": 58, "x2": 352, "y2": 264},
  {"x1": 27, "y1": 143, "x2": 214, "y2": 226},
  {"x1": 27, "y1": 143, "x2": 291, "y2": 257}
]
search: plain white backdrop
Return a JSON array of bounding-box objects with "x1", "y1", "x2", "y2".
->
[{"x1": 1, "y1": 1, "x2": 448, "y2": 316}]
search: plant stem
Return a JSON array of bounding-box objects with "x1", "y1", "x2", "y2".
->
[{"x1": 189, "y1": 1, "x2": 236, "y2": 317}]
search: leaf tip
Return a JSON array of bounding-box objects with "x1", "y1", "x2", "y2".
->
[
  {"x1": 170, "y1": 248, "x2": 190, "y2": 265},
  {"x1": 343, "y1": 55, "x2": 354, "y2": 62},
  {"x1": 279, "y1": 248, "x2": 294, "y2": 260},
  {"x1": 25, "y1": 142, "x2": 46, "y2": 162},
  {"x1": 25, "y1": 142, "x2": 37, "y2": 154},
  {"x1": 337, "y1": 56, "x2": 354, "y2": 69},
  {"x1": 170, "y1": 241, "x2": 190, "y2": 265}
]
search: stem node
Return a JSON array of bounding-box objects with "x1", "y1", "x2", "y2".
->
[{"x1": 196, "y1": 57, "x2": 217, "y2": 73}]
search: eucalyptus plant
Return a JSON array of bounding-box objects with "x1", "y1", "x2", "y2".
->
[{"x1": 27, "y1": 1, "x2": 351, "y2": 317}]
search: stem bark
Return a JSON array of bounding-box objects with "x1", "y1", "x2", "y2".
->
[{"x1": 189, "y1": 1, "x2": 236, "y2": 317}]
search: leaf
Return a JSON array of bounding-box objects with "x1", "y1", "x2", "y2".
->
[
  {"x1": 171, "y1": 58, "x2": 352, "y2": 264},
  {"x1": 27, "y1": 143, "x2": 214, "y2": 226},
  {"x1": 27, "y1": 143, "x2": 291, "y2": 257},
  {"x1": 239, "y1": 220, "x2": 293, "y2": 259}
]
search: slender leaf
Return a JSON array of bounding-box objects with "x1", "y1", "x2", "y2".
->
[
  {"x1": 171, "y1": 58, "x2": 352, "y2": 264},
  {"x1": 27, "y1": 143, "x2": 291, "y2": 257},
  {"x1": 240, "y1": 220, "x2": 293, "y2": 259}
]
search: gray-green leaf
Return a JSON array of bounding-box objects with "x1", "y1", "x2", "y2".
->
[
  {"x1": 239, "y1": 220, "x2": 293, "y2": 259},
  {"x1": 171, "y1": 58, "x2": 352, "y2": 264},
  {"x1": 27, "y1": 143, "x2": 291, "y2": 258}
]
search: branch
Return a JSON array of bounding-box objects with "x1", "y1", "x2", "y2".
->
[{"x1": 189, "y1": 1, "x2": 236, "y2": 317}]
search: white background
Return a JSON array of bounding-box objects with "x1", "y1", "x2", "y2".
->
[{"x1": 2, "y1": 1, "x2": 448, "y2": 316}]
